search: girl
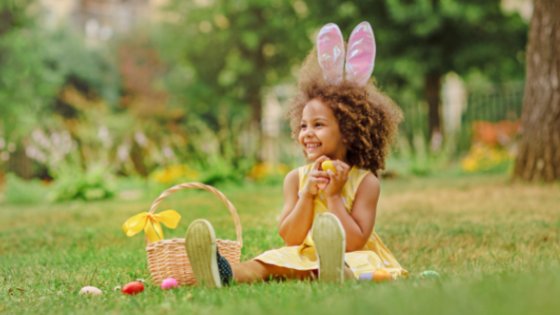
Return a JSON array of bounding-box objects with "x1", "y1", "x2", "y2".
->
[{"x1": 185, "y1": 21, "x2": 408, "y2": 287}]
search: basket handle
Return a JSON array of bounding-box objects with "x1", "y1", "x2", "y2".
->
[{"x1": 148, "y1": 182, "x2": 242, "y2": 246}]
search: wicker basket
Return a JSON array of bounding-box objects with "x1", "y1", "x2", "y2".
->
[{"x1": 145, "y1": 182, "x2": 242, "y2": 286}]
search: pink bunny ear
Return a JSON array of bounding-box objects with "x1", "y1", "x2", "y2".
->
[
  {"x1": 345, "y1": 22, "x2": 376, "y2": 86},
  {"x1": 316, "y1": 23, "x2": 345, "y2": 84}
]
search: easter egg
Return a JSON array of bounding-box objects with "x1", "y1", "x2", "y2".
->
[
  {"x1": 419, "y1": 270, "x2": 440, "y2": 279},
  {"x1": 122, "y1": 281, "x2": 144, "y2": 295},
  {"x1": 79, "y1": 286, "x2": 103, "y2": 296},
  {"x1": 372, "y1": 269, "x2": 393, "y2": 283},
  {"x1": 358, "y1": 272, "x2": 373, "y2": 281},
  {"x1": 321, "y1": 160, "x2": 336, "y2": 173},
  {"x1": 161, "y1": 277, "x2": 178, "y2": 290},
  {"x1": 358, "y1": 269, "x2": 394, "y2": 283}
]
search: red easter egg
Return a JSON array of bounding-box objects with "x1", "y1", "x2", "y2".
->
[{"x1": 122, "y1": 281, "x2": 144, "y2": 295}]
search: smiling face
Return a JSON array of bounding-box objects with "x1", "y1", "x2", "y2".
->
[{"x1": 298, "y1": 98, "x2": 346, "y2": 162}]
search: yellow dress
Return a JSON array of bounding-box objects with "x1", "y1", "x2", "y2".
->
[{"x1": 255, "y1": 164, "x2": 408, "y2": 279}]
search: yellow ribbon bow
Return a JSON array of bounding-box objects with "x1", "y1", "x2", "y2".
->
[{"x1": 122, "y1": 210, "x2": 181, "y2": 243}]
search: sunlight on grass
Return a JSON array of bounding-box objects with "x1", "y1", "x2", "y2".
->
[{"x1": 1, "y1": 175, "x2": 559, "y2": 314}]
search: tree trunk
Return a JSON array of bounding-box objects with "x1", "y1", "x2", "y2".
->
[
  {"x1": 425, "y1": 72, "x2": 443, "y2": 150},
  {"x1": 513, "y1": 0, "x2": 560, "y2": 182},
  {"x1": 7, "y1": 147, "x2": 34, "y2": 179},
  {"x1": 249, "y1": 89, "x2": 263, "y2": 162},
  {"x1": 0, "y1": 10, "x2": 14, "y2": 36}
]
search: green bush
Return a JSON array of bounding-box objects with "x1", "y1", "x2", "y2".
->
[
  {"x1": 3, "y1": 173, "x2": 49, "y2": 204},
  {"x1": 49, "y1": 165, "x2": 116, "y2": 202},
  {"x1": 388, "y1": 133, "x2": 454, "y2": 177},
  {"x1": 198, "y1": 161, "x2": 244, "y2": 186}
]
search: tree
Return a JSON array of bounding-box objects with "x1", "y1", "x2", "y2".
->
[
  {"x1": 160, "y1": 0, "x2": 312, "y2": 162},
  {"x1": 0, "y1": 0, "x2": 43, "y2": 141},
  {"x1": 513, "y1": 0, "x2": 560, "y2": 182},
  {"x1": 347, "y1": 0, "x2": 527, "y2": 147},
  {"x1": 0, "y1": 0, "x2": 120, "y2": 177},
  {"x1": 158, "y1": 0, "x2": 527, "y2": 164}
]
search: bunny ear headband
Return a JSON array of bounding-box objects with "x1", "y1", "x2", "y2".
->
[{"x1": 316, "y1": 21, "x2": 376, "y2": 86}]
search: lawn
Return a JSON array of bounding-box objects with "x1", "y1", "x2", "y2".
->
[{"x1": 1, "y1": 174, "x2": 559, "y2": 315}]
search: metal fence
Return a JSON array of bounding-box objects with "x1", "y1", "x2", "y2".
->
[{"x1": 398, "y1": 81, "x2": 525, "y2": 155}]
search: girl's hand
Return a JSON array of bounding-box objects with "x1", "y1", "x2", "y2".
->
[
  {"x1": 323, "y1": 160, "x2": 350, "y2": 198},
  {"x1": 302, "y1": 156, "x2": 330, "y2": 198}
]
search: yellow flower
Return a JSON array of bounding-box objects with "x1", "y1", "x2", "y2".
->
[
  {"x1": 461, "y1": 156, "x2": 478, "y2": 172},
  {"x1": 461, "y1": 144, "x2": 512, "y2": 173},
  {"x1": 248, "y1": 162, "x2": 290, "y2": 180},
  {"x1": 150, "y1": 164, "x2": 199, "y2": 184}
]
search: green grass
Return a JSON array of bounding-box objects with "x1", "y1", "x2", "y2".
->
[{"x1": 1, "y1": 175, "x2": 559, "y2": 314}]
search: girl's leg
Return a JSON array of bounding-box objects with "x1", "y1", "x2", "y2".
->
[
  {"x1": 234, "y1": 213, "x2": 351, "y2": 284},
  {"x1": 232, "y1": 260, "x2": 316, "y2": 283},
  {"x1": 186, "y1": 218, "x2": 351, "y2": 286},
  {"x1": 186, "y1": 219, "x2": 315, "y2": 286}
]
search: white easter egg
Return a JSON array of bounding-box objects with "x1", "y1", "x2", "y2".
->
[{"x1": 79, "y1": 286, "x2": 103, "y2": 296}]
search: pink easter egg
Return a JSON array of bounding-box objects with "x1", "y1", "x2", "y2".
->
[{"x1": 161, "y1": 277, "x2": 178, "y2": 290}]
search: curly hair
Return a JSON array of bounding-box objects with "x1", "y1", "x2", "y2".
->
[{"x1": 289, "y1": 50, "x2": 402, "y2": 176}]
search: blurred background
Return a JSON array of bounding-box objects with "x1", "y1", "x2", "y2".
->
[{"x1": 0, "y1": 0, "x2": 532, "y2": 203}]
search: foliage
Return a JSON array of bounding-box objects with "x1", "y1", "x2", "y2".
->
[
  {"x1": 49, "y1": 164, "x2": 116, "y2": 202},
  {"x1": 147, "y1": 156, "x2": 251, "y2": 188},
  {"x1": 0, "y1": 20, "x2": 119, "y2": 143},
  {"x1": 0, "y1": 26, "x2": 121, "y2": 181},
  {"x1": 458, "y1": 119, "x2": 518, "y2": 174},
  {"x1": 2, "y1": 173, "x2": 49, "y2": 204},
  {"x1": 0, "y1": 1, "x2": 533, "y2": 185},
  {"x1": 248, "y1": 162, "x2": 290, "y2": 184},
  {"x1": 460, "y1": 144, "x2": 513, "y2": 174},
  {"x1": 299, "y1": 0, "x2": 528, "y2": 86},
  {"x1": 376, "y1": 0, "x2": 527, "y2": 79},
  {"x1": 194, "y1": 154, "x2": 248, "y2": 186},
  {"x1": 24, "y1": 125, "x2": 77, "y2": 178},
  {"x1": 149, "y1": 164, "x2": 200, "y2": 185},
  {"x1": 388, "y1": 132, "x2": 453, "y2": 177},
  {"x1": 154, "y1": 1, "x2": 528, "y2": 165},
  {"x1": 157, "y1": 0, "x2": 315, "y2": 161},
  {"x1": 147, "y1": 160, "x2": 293, "y2": 189},
  {"x1": 0, "y1": 0, "x2": 120, "y2": 180},
  {"x1": 0, "y1": 1, "x2": 59, "y2": 142},
  {"x1": 455, "y1": 83, "x2": 524, "y2": 154},
  {"x1": 115, "y1": 33, "x2": 168, "y2": 116},
  {"x1": 302, "y1": 1, "x2": 527, "y2": 147}
]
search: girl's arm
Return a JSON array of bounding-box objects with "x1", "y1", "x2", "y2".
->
[
  {"x1": 277, "y1": 169, "x2": 314, "y2": 245},
  {"x1": 277, "y1": 157, "x2": 330, "y2": 245},
  {"x1": 326, "y1": 171, "x2": 380, "y2": 252}
]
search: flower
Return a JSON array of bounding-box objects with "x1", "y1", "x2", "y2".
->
[
  {"x1": 150, "y1": 164, "x2": 199, "y2": 184},
  {"x1": 461, "y1": 144, "x2": 512, "y2": 173}
]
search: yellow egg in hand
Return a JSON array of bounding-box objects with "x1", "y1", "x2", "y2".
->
[{"x1": 321, "y1": 160, "x2": 336, "y2": 173}]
